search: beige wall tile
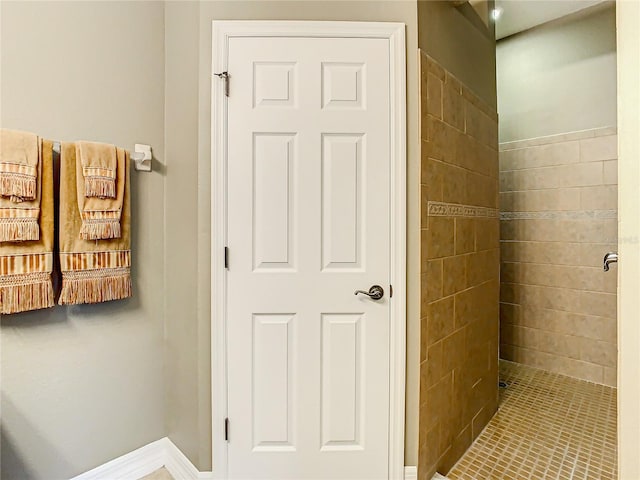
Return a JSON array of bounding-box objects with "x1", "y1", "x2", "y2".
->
[
  {"x1": 443, "y1": 80, "x2": 464, "y2": 131},
  {"x1": 442, "y1": 328, "x2": 466, "y2": 373},
  {"x1": 427, "y1": 296, "x2": 455, "y2": 344},
  {"x1": 454, "y1": 286, "x2": 478, "y2": 329},
  {"x1": 455, "y1": 218, "x2": 475, "y2": 255},
  {"x1": 475, "y1": 218, "x2": 499, "y2": 251},
  {"x1": 499, "y1": 141, "x2": 580, "y2": 171},
  {"x1": 422, "y1": 155, "x2": 444, "y2": 201},
  {"x1": 501, "y1": 241, "x2": 598, "y2": 267},
  {"x1": 579, "y1": 185, "x2": 617, "y2": 210},
  {"x1": 502, "y1": 262, "x2": 615, "y2": 294},
  {"x1": 603, "y1": 159, "x2": 617, "y2": 184},
  {"x1": 465, "y1": 101, "x2": 497, "y2": 149},
  {"x1": 579, "y1": 134, "x2": 617, "y2": 162},
  {"x1": 426, "y1": 72, "x2": 443, "y2": 120},
  {"x1": 499, "y1": 302, "x2": 520, "y2": 326},
  {"x1": 501, "y1": 188, "x2": 582, "y2": 212},
  {"x1": 427, "y1": 217, "x2": 455, "y2": 258},
  {"x1": 500, "y1": 219, "x2": 615, "y2": 243},
  {"x1": 577, "y1": 337, "x2": 617, "y2": 367},
  {"x1": 603, "y1": 366, "x2": 617, "y2": 387},
  {"x1": 420, "y1": 184, "x2": 429, "y2": 227},
  {"x1": 579, "y1": 291, "x2": 616, "y2": 318},
  {"x1": 536, "y1": 331, "x2": 581, "y2": 360},
  {"x1": 424, "y1": 340, "x2": 443, "y2": 389},
  {"x1": 500, "y1": 162, "x2": 603, "y2": 191},
  {"x1": 420, "y1": 55, "x2": 499, "y2": 474},
  {"x1": 443, "y1": 255, "x2": 467, "y2": 296},
  {"x1": 512, "y1": 326, "x2": 538, "y2": 349},
  {"x1": 467, "y1": 249, "x2": 499, "y2": 286},
  {"x1": 426, "y1": 116, "x2": 458, "y2": 164},
  {"x1": 546, "y1": 356, "x2": 604, "y2": 384},
  {"x1": 442, "y1": 163, "x2": 467, "y2": 204},
  {"x1": 423, "y1": 260, "x2": 443, "y2": 305}
]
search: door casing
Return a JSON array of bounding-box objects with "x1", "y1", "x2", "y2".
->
[
  {"x1": 211, "y1": 21, "x2": 407, "y2": 479},
  {"x1": 616, "y1": 1, "x2": 640, "y2": 478}
]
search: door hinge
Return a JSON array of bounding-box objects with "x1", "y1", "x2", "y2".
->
[
  {"x1": 390, "y1": 285, "x2": 393, "y2": 298},
  {"x1": 214, "y1": 71, "x2": 230, "y2": 97},
  {"x1": 224, "y1": 417, "x2": 230, "y2": 442},
  {"x1": 224, "y1": 247, "x2": 229, "y2": 269}
]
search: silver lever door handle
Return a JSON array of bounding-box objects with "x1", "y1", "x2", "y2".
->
[
  {"x1": 354, "y1": 285, "x2": 384, "y2": 300},
  {"x1": 604, "y1": 252, "x2": 618, "y2": 272}
]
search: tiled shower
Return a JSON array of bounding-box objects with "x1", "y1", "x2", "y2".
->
[
  {"x1": 419, "y1": 3, "x2": 618, "y2": 479},
  {"x1": 499, "y1": 129, "x2": 618, "y2": 387}
]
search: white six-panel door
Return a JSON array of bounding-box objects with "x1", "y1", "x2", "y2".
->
[{"x1": 220, "y1": 26, "x2": 402, "y2": 480}]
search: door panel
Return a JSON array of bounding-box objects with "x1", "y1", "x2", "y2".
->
[{"x1": 226, "y1": 35, "x2": 391, "y2": 480}]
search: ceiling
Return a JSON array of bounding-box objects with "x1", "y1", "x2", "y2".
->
[{"x1": 494, "y1": 0, "x2": 608, "y2": 39}]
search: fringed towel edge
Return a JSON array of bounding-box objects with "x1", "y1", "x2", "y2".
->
[
  {"x1": 0, "y1": 272, "x2": 54, "y2": 314},
  {"x1": 59, "y1": 267, "x2": 132, "y2": 305},
  {"x1": 79, "y1": 218, "x2": 121, "y2": 240},
  {"x1": 0, "y1": 172, "x2": 36, "y2": 201},
  {"x1": 0, "y1": 217, "x2": 40, "y2": 242},
  {"x1": 84, "y1": 176, "x2": 116, "y2": 199}
]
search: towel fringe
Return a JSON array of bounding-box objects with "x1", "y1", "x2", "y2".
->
[
  {"x1": 0, "y1": 218, "x2": 40, "y2": 242},
  {"x1": 79, "y1": 219, "x2": 121, "y2": 240},
  {"x1": 0, "y1": 172, "x2": 36, "y2": 201},
  {"x1": 0, "y1": 277, "x2": 54, "y2": 314},
  {"x1": 84, "y1": 177, "x2": 116, "y2": 199},
  {"x1": 59, "y1": 268, "x2": 132, "y2": 305}
]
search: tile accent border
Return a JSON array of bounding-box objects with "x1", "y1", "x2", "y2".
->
[
  {"x1": 500, "y1": 210, "x2": 618, "y2": 221},
  {"x1": 428, "y1": 201, "x2": 499, "y2": 218}
]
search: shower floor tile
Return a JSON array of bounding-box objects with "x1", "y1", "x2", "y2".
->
[{"x1": 447, "y1": 360, "x2": 617, "y2": 480}]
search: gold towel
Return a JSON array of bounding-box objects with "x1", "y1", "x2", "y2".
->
[
  {"x1": 0, "y1": 129, "x2": 39, "y2": 202},
  {"x1": 59, "y1": 142, "x2": 132, "y2": 305},
  {"x1": 0, "y1": 136, "x2": 42, "y2": 242},
  {"x1": 77, "y1": 141, "x2": 117, "y2": 199},
  {"x1": 0, "y1": 139, "x2": 55, "y2": 314},
  {"x1": 76, "y1": 143, "x2": 125, "y2": 240}
]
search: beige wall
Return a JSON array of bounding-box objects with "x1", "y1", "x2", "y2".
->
[
  {"x1": 499, "y1": 128, "x2": 618, "y2": 386},
  {"x1": 418, "y1": 0, "x2": 497, "y2": 109},
  {"x1": 418, "y1": 53, "x2": 499, "y2": 479},
  {"x1": 162, "y1": 0, "x2": 420, "y2": 469},
  {"x1": 0, "y1": 2, "x2": 166, "y2": 478},
  {"x1": 497, "y1": 4, "x2": 617, "y2": 143}
]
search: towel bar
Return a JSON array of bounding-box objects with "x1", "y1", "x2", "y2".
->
[{"x1": 51, "y1": 141, "x2": 152, "y2": 172}]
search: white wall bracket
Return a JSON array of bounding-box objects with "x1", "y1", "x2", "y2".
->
[{"x1": 133, "y1": 143, "x2": 152, "y2": 172}]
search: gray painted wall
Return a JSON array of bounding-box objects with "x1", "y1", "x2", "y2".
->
[
  {"x1": 0, "y1": 2, "x2": 166, "y2": 478},
  {"x1": 496, "y1": 4, "x2": 617, "y2": 142}
]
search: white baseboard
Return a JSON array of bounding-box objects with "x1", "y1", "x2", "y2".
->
[
  {"x1": 71, "y1": 440, "x2": 411, "y2": 480},
  {"x1": 404, "y1": 465, "x2": 417, "y2": 480},
  {"x1": 164, "y1": 439, "x2": 213, "y2": 480},
  {"x1": 70, "y1": 439, "x2": 167, "y2": 480},
  {"x1": 70, "y1": 437, "x2": 213, "y2": 480}
]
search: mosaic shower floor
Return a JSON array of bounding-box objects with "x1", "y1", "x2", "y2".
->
[{"x1": 448, "y1": 360, "x2": 617, "y2": 480}]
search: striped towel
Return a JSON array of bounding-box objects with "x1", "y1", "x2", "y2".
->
[
  {"x1": 58, "y1": 141, "x2": 132, "y2": 305},
  {"x1": 0, "y1": 139, "x2": 55, "y2": 313}
]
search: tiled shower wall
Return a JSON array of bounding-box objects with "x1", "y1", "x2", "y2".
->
[
  {"x1": 418, "y1": 52, "x2": 500, "y2": 479},
  {"x1": 499, "y1": 128, "x2": 618, "y2": 387}
]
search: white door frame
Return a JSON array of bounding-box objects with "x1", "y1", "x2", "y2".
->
[
  {"x1": 616, "y1": 1, "x2": 640, "y2": 478},
  {"x1": 211, "y1": 21, "x2": 407, "y2": 480}
]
